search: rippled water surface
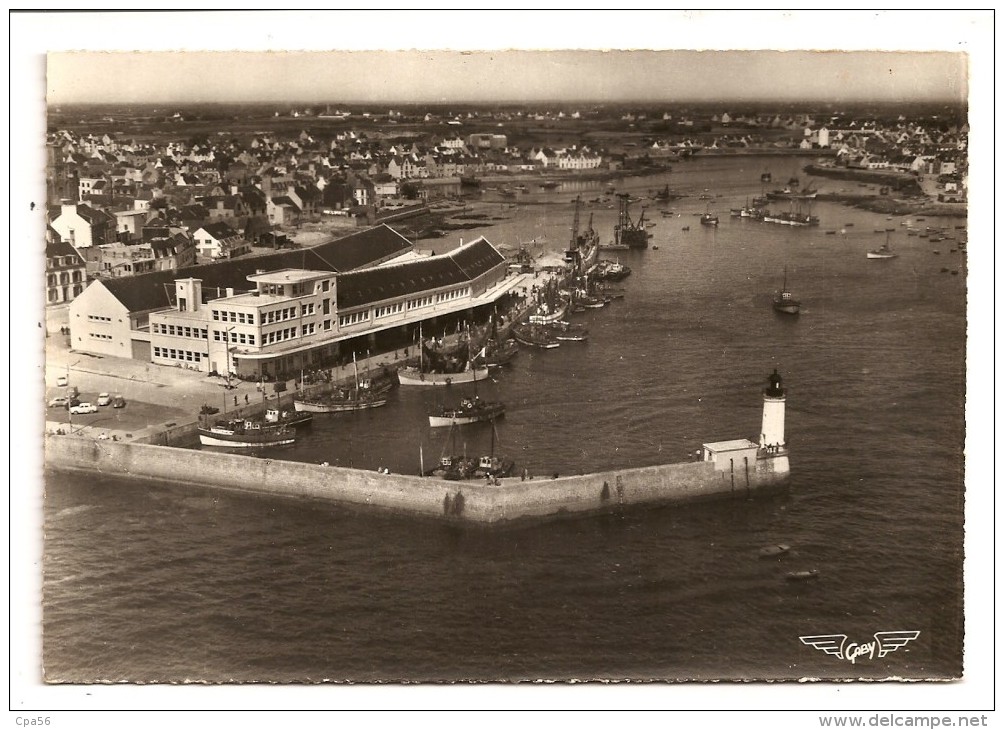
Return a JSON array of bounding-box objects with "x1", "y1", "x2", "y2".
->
[{"x1": 44, "y1": 157, "x2": 967, "y2": 682}]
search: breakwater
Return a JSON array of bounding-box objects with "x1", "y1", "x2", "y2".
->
[{"x1": 45, "y1": 436, "x2": 789, "y2": 525}]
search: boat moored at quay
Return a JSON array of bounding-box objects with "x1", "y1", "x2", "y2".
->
[{"x1": 198, "y1": 419, "x2": 296, "y2": 448}]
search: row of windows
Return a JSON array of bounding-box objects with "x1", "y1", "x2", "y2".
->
[
  {"x1": 408, "y1": 296, "x2": 434, "y2": 310},
  {"x1": 262, "y1": 326, "x2": 309, "y2": 345},
  {"x1": 262, "y1": 307, "x2": 299, "y2": 324},
  {"x1": 89, "y1": 333, "x2": 113, "y2": 340},
  {"x1": 339, "y1": 311, "x2": 369, "y2": 327},
  {"x1": 437, "y1": 287, "x2": 470, "y2": 303},
  {"x1": 48, "y1": 286, "x2": 84, "y2": 302},
  {"x1": 49, "y1": 272, "x2": 83, "y2": 286},
  {"x1": 375, "y1": 303, "x2": 404, "y2": 318},
  {"x1": 213, "y1": 330, "x2": 257, "y2": 345},
  {"x1": 88, "y1": 315, "x2": 112, "y2": 322},
  {"x1": 212, "y1": 310, "x2": 256, "y2": 324},
  {"x1": 153, "y1": 346, "x2": 203, "y2": 363},
  {"x1": 152, "y1": 323, "x2": 209, "y2": 339}
]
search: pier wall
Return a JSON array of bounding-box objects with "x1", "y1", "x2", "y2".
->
[{"x1": 45, "y1": 437, "x2": 788, "y2": 524}]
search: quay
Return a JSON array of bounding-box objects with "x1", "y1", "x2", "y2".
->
[{"x1": 45, "y1": 372, "x2": 791, "y2": 525}]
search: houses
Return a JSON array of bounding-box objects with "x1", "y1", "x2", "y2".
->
[
  {"x1": 192, "y1": 221, "x2": 251, "y2": 260},
  {"x1": 46, "y1": 238, "x2": 87, "y2": 304},
  {"x1": 78, "y1": 226, "x2": 197, "y2": 279},
  {"x1": 49, "y1": 202, "x2": 115, "y2": 248}
]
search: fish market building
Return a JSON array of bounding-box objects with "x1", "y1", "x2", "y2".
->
[{"x1": 68, "y1": 226, "x2": 521, "y2": 379}]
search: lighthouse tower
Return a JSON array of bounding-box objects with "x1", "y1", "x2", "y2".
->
[{"x1": 759, "y1": 369, "x2": 787, "y2": 452}]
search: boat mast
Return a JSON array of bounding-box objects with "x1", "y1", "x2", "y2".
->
[{"x1": 570, "y1": 195, "x2": 581, "y2": 250}]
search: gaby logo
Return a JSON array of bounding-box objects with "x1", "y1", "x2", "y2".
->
[{"x1": 799, "y1": 631, "x2": 920, "y2": 664}]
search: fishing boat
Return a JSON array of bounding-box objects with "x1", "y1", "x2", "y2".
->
[
  {"x1": 424, "y1": 420, "x2": 516, "y2": 482},
  {"x1": 428, "y1": 352, "x2": 504, "y2": 427},
  {"x1": 198, "y1": 419, "x2": 295, "y2": 448},
  {"x1": 699, "y1": 212, "x2": 719, "y2": 226},
  {"x1": 398, "y1": 362, "x2": 490, "y2": 387},
  {"x1": 542, "y1": 320, "x2": 589, "y2": 342},
  {"x1": 867, "y1": 232, "x2": 898, "y2": 260},
  {"x1": 293, "y1": 390, "x2": 387, "y2": 412},
  {"x1": 472, "y1": 316, "x2": 520, "y2": 368},
  {"x1": 429, "y1": 396, "x2": 505, "y2": 427},
  {"x1": 399, "y1": 323, "x2": 493, "y2": 385},
  {"x1": 613, "y1": 194, "x2": 649, "y2": 248},
  {"x1": 263, "y1": 407, "x2": 313, "y2": 428},
  {"x1": 772, "y1": 268, "x2": 801, "y2": 315},
  {"x1": 527, "y1": 299, "x2": 569, "y2": 324},
  {"x1": 594, "y1": 259, "x2": 631, "y2": 282},
  {"x1": 294, "y1": 353, "x2": 389, "y2": 412},
  {"x1": 527, "y1": 276, "x2": 570, "y2": 324},
  {"x1": 539, "y1": 180, "x2": 560, "y2": 189},
  {"x1": 511, "y1": 322, "x2": 560, "y2": 349}
]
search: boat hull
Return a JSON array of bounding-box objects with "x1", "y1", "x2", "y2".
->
[
  {"x1": 527, "y1": 303, "x2": 569, "y2": 325},
  {"x1": 397, "y1": 367, "x2": 491, "y2": 387},
  {"x1": 773, "y1": 302, "x2": 801, "y2": 315},
  {"x1": 293, "y1": 398, "x2": 387, "y2": 412},
  {"x1": 198, "y1": 430, "x2": 295, "y2": 448},
  {"x1": 511, "y1": 328, "x2": 560, "y2": 349},
  {"x1": 428, "y1": 408, "x2": 506, "y2": 428}
]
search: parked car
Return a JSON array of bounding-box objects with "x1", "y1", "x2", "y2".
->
[
  {"x1": 97, "y1": 393, "x2": 112, "y2": 406},
  {"x1": 64, "y1": 397, "x2": 81, "y2": 409},
  {"x1": 48, "y1": 396, "x2": 69, "y2": 408},
  {"x1": 56, "y1": 375, "x2": 68, "y2": 387},
  {"x1": 69, "y1": 402, "x2": 98, "y2": 415},
  {"x1": 112, "y1": 395, "x2": 126, "y2": 408}
]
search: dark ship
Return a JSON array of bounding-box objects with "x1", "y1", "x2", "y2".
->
[{"x1": 613, "y1": 194, "x2": 649, "y2": 249}]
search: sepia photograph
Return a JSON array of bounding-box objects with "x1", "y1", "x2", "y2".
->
[{"x1": 12, "y1": 8, "x2": 993, "y2": 724}]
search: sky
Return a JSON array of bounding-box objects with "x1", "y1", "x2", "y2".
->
[
  {"x1": 46, "y1": 49, "x2": 968, "y2": 106},
  {"x1": 25, "y1": 10, "x2": 986, "y2": 106}
]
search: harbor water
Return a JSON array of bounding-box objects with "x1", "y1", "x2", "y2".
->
[{"x1": 42, "y1": 156, "x2": 967, "y2": 682}]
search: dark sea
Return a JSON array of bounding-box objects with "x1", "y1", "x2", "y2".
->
[{"x1": 41, "y1": 156, "x2": 968, "y2": 684}]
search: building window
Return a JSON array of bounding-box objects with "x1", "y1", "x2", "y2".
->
[
  {"x1": 322, "y1": 279, "x2": 330, "y2": 292},
  {"x1": 212, "y1": 310, "x2": 220, "y2": 321}
]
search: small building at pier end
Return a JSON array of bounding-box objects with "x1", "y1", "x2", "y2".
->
[
  {"x1": 68, "y1": 226, "x2": 524, "y2": 380},
  {"x1": 702, "y1": 369, "x2": 790, "y2": 479}
]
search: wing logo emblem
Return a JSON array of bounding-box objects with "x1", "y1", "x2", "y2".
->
[{"x1": 800, "y1": 631, "x2": 919, "y2": 664}]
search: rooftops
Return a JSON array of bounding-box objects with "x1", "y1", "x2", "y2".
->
[
  {"x1": 248, "y1": 269, "x2": 326, "y2": 286},
  {"x1": 702, "y1": 439, "x2": 758, "y2": 452}
]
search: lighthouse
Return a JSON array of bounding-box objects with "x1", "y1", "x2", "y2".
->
[{"x1": 760, "y1": 369, "x2": 787, "y2": 452}]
